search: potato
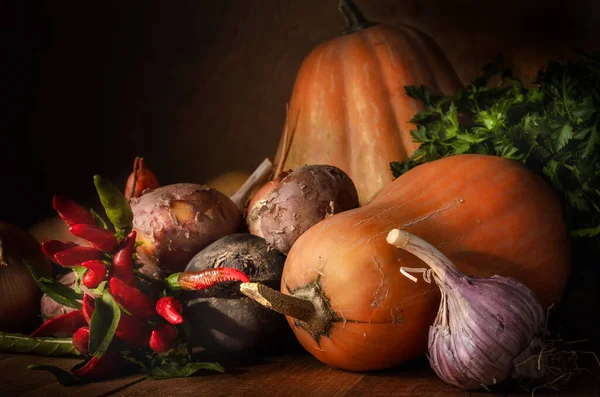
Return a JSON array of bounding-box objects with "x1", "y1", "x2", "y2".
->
[
  {"x1": 28, "y1": 215, "x2": 90, "y2": 246},
  {"x1": 205, "y1": 171, "x2": 251, "y2": 197},
  {"x1": 131, "y1": 183, "x2": 242, "y2": 276},
  {"x1": 182, "y1": 233, "x2": 294, "y2": 363},
  {"x1": 246, "y1": 164, "x2": 359, "y2": 254}
]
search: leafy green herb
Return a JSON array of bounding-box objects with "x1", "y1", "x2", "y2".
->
[
  {"x1": 391, "y1": 51, "x2": 600, "y2": 245},
  {"x1": 89, "y1": 289, "x2": 121, "y2": 355},
  {"x1": 24, "y1": 260, "x2": 83, "y2": 309},
  {"x1": 122, "y1": 348, "x2": 224, "y2": 380},
  {"x1": 28, "y1": 364, "x2": 84, "y2": 386},
  {"x1": 0, "y1": 332, "x2": 81, "y2": 357}
]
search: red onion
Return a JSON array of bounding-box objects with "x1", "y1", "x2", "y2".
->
[
  {"x1": 0, "y1": 222, "x2": 53, "y2": 333},
  {"x1": 40, "y1": 271, "x2": 93, "y2": 319},
  {"x1": 386, "y1": 228, "x2": 546, "y2": 390}
]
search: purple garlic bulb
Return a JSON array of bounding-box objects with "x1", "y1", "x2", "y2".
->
[{"x1": 386, "y1": 228, "x2": 545, "y2": 390}]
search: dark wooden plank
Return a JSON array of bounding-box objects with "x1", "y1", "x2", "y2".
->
[
  {"x1": 110, "y1": 353, "x2": 363, "y2": 397},
  {"x1": 0, "y1": 353, "x2": 145, "y2": 397},
  {"x1": 1, "y1": 352, "x2": 598, "y2": 396},
  {"x1": 107, "y1": 352, "x2": 600, "y2": 397}
]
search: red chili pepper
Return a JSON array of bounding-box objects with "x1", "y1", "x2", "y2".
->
[
  {"x1": 41, "y1": 240, "x2": 79, "y2": 258},
  {"x1": 53, "y1": 195, "x2": 96, "y2": 227},
  {"x1": 177, "y1": 267, "x2": 250, "y2": 290},
  {"x1": 54, "y1": 246, "x2": 104, "y2": 267},
  {"x1": 110, "y1": 231, "x2": 137, "y2": 286},
  {"x1": 69, "y1": 224, "x2": 118, "y2": 253},
  {"x1": 108, "y1": 277, "x2": 155, "y2": 319},
  {"x1": 148, "y1": 323, "x2": 177, "y2": 353},
  {"x1": 81, "y1": 260, "x2": 107, "y2": 288},
  {"x1": 72, "y1": 351, "x2": 123, "y2": 381},
  {"x1": 155, "y1": 296, "x2": 183, "y2": 325},
  {"x1": 72, "y1": 326, "x2": 90, "y2": 355},
  {"x1": 115, "y1": 313, "x2": 150, "y2": 348},
  {"x1": 31, "y1": 310, "x2": 87, "y2": 338},
  {"x1": 82, "y1": 294, "x2": 95, "y2": 324}
]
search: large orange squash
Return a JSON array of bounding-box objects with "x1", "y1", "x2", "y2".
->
[
  {"x1": 243, "y1": 154, "x2": 571, "y2": 372},
  {"x1": 273, "y1": 0, "x2": 463, "y2": 205}
]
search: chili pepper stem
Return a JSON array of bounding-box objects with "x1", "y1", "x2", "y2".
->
[{"x1": 165, "y1": 273, "x2": 181, "y2": 290}]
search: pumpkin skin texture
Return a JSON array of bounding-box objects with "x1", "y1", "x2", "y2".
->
[
  {"x1": 273, "y1": 8, "x2": 463, "y2": 205},
  {"x1": 280, "y1": 154, "x2": 571, "y2": 372}
]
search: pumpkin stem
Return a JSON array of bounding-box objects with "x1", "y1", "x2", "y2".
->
[
  {"x1": 240, "y1": 282, "x2": 333, "y2": 339},
  {"x1": 339, "y1": 0, "x2": 377, "y2": 34}
]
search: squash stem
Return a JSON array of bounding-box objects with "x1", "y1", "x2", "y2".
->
[
  {"x1": 239, "y1": 282, "x2": 333, "y2": 338},
  {"x1": 339, "y1": 0, "x2": 377, "y2": 34}
]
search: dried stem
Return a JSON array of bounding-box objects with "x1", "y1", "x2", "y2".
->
[
  {"x1": 273, "y1": 106, "x2": 300, "y2": 179},
  {"x1": 230, "y1": 158, "x2": 274, "y2": 211},
  {"x1": 386, "y1": 228, "x2": 461, "y2": 285}
]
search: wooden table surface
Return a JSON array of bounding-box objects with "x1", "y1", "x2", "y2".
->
[{"x1": 2, "y1": 351, "x2": 599, "y2": 397}]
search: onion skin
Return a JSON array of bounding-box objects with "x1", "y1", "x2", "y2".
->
[
  {"x1": 0, "y1": 222, "x2": 52, "y2": 333},
  {"x1": 125, "y1": 157, "x2": 160, "y2": 200},
  {"x1": 40, "y1": 272, "x2": 93, "y2": 320}
]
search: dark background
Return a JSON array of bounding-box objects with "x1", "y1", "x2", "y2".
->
[
  {"x1": 4, "y1": 0, "x2": 599, "y2": 228},
  {"x1": 3, "y1": 0, "x2": 599, "y2": 347}
]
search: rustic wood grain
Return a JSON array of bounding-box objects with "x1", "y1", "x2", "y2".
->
[
  {"x1": 0, "y1": 353, "x2": 145, "y2": 397},
  {"x1": 2, "y1": 352, "x2": 598, "y2": 397}
]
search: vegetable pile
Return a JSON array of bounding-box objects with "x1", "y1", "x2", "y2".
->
[
  {"x1": 1, "y1": 176, "x2": 226, "y2": 383},
  {"x1": 238, "y1": 154, "x2": 572, "y2": 374},
  {"x1": 1, "y1": 0, "x2": 598, "y2": 393}
]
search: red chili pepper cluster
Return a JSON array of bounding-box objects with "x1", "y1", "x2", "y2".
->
[
  {"x1": 32, "y1": 184, "x2": 256, "y2": 383},
  {"x1": 33, "y1": 194, "x2": 188, "y2": 378}
]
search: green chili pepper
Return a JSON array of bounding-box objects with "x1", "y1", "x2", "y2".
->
[{"x1": 93, "y1": 175, "x2": 133, "y2": 234}]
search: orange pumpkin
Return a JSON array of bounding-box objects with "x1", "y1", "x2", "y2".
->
[
  {"x1": 272, "y1": 0, "x2": 463, "y2": 205},
  {"x1": 244, "y1": 154, "x2": 571, "y2": 371}
]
